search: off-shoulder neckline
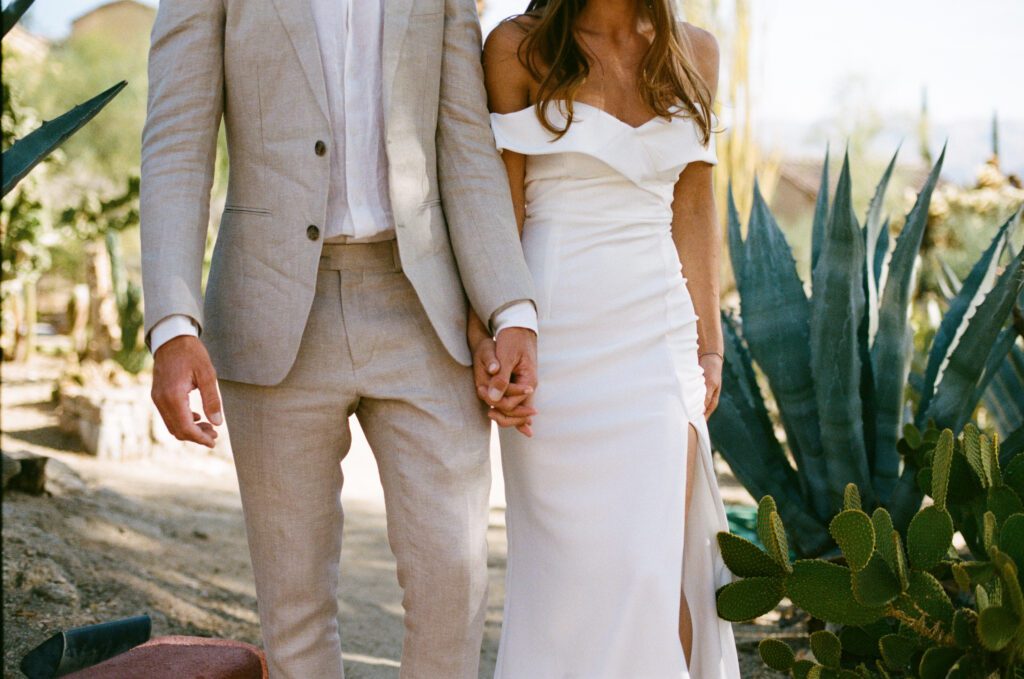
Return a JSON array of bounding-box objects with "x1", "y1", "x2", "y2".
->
[{"x1": 491, "y1": 101, "x2": 678, "y2": 132}]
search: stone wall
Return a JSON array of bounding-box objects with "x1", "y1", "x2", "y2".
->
[{"x1": 57, "y1": 366, "x2": 231, "y2": 460}]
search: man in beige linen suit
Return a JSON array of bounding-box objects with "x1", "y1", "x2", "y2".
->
[{"x1": 140, "y1": 0, "x2": 537, "y2": 676}]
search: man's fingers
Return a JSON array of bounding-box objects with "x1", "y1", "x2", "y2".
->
[
  {"x1": 488, "y1": 409, "x2": 531, "y2": 428},
  {"x1": 163, "y1": 389, "x2": 217, "y2": 447},
  {"x1": 479, "y1": 386, "x2": 530, "y2": 412},
  {"x1": 493, "y1": 404, "x2": 536, "y2": 419},
  {"x1": 487, "y1": 366, "x2": 513, "y2": 404},
  {"x1": 478, "y1": 342, "x2": 500, "y2": 375},
  {"x1": 504, "y1": 382, "x2": 534, "y2": 397},
  {"x1": 195, "y1": 367, "x2": 223, "y2": 426}
]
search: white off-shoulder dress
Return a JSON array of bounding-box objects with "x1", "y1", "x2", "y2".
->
[{"x1": 491, "y1": 103, "x2": 741, "y2": 679}]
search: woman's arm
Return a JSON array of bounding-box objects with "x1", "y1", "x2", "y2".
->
[
  {"x1": 468, "y1": 18, "x2": 538, "y2": 433},
  {"x1": 671, "y1": 25, "x2": 724, "y2": 417}
]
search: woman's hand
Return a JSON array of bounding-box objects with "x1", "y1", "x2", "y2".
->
[
  {"x1": 468, "y1": 312, "x2": 536, "y2": 436},
  {"x1": 700, "y1": 352, "x2": 723, "y2": 419}
]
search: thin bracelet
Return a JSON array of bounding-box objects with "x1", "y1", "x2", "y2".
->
[{"x1": 699, "y1": 351, "x2": 724, "y2": 360}]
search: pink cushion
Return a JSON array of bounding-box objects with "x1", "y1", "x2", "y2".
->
[{"x1": 66, "y1": 635, "x2": 267, "y2": 679}]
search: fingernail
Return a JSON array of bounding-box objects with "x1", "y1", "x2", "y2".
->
[
  {"x1": 524, "y1": 386, "x2": 534, "y2": 394},
  {"x1": 211, "y1": 412, "x2": 223, "y2": 426},
  {"x1": 488, "y1": 362, "x2": 499, "y2": 373},
  {"x1": 488, "y1": 388, "x2": 502, "y2": 402}
]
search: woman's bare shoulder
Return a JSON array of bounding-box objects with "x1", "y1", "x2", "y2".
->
[
  {"x1": 677, "y1": 21, "x2": 720, "y2": 92},
  {"x1": 484, "y1": 15, "x2": 538, "y2": 64},
  {"x1": 483, "y1": 15, "x2": 539, "y2": 112}
]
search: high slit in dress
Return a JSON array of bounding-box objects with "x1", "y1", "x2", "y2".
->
[{"x1": 492, "y1": 102, "x2": 741, "y2": 679}]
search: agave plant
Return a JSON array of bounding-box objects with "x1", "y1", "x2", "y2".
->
[
  {"x1": 933, "y1": 259, "x2": 1024, "y2": 460},
  {"x1": 716, "y1": 424, "x2": 1024, "y2": 677},
  {"x1": 710, "y1": 148, "x2": 1024, "y2": 556},
  {"x1": 1, "y1": 0, "x2": 125, "y2": 196}
]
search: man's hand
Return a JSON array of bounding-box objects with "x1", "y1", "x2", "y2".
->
[
  {"x1": 473, "y1": 327, "x2": 537, "y2": 436},
  {"x1": 152, "y1": 335, "x2": 222, "y2": 448},
  {"x1": 700, "y1": 353, "x2": 723, "y2": 419}
]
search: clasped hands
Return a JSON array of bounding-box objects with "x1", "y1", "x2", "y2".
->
[{"x1": 469, "y1": 321, "x2": 538, "y2": 437}]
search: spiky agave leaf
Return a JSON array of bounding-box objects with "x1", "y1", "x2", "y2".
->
[
  {"x1": 985, "y1": 338, "x2": 1024, "y2": 462},
  {"x1": 972, "y1": 326, "x2": 1020, "y2": 416},
  {"x1": 925, "y1": 246, "x2": 1024, "y2": 430},
  {"x1": 873, "y1": 218, "x2": 890, "y2": 298},
  {"x1": 737, "y1": 180, "x2": 827, "y2": 518},
  {"x1": 709, "y1": 314, "x2": 829, "y2": 554},
  {"x1": 863, "y1": 147, "x2": 900, "y2": 342},
  {"x1": 810, "y1": 152, "x2": 873, "y2": 512},
  {"x1": 727, "y1": 184, "x2": 746, "y2": 289},
  {"x1": 1, "y1": 0, "x2": 33, "y2": 38},
  {"x1": 2, "y1": 81, "x2": 127, "y2": 196},
  {"x1": 871, "y1": 147, "x2": 946, "y2": 503},
  {"x1": 810, "y1": 145, "x2": 830, "y2": 276},
  {"x1": 919, "y1": 206, "x2": 1021, "y2": 419}
]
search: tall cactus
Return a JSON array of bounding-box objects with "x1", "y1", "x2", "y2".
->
[{"x1": 711, "y1": 148, "x2": 1024, "y2": 553}]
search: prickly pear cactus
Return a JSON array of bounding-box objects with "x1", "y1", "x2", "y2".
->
[{"x1": 719, "y1": 424, "x2": 1024, "y2": 677}]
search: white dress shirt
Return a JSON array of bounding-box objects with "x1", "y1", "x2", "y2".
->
[{"x1": 149, "y1": 0, "x2": 536, "y2": 355}]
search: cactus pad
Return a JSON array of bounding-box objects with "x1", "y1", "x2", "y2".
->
[
  {"x1": 891, "y1": 531, "x2": 910, "y2": 591},
  {"x1": 830, "y1": 509, "x2": 875, "y2": 571},
  {"x1": 792, "y1": 659, "x2": 815, "y2": 679},
  {"x1": 715, "y1": 576, "x2": 784, "y2": 621},
  {"x1": 931, "y1": 429, "x2": 954, "y2": 509},
  {"x1": 758, "y1": 638, "x2": 795, "y2": 671},
  {"x1": 810, "y1": 630, "x2": 842, "y2": 668},
  {"x1": 987, "y1": 485, "x2": 1023, "y2": 525},
  {"x1": 903, "y1": 422, "x2": 923, "y2": 449},
  {"x1": 765, "y1": 510, "x2": 793, "y2": 572},
  {"x1": 951, "y1": 563, "x2": 971, "y2": 592},
  {"x1": 951, "y1": 608, "x2": 978, "y2": 649},
  {"x1": 982, "y1": 433, "x2": 1001, "y2": 487},
  {"x1": 757, "y1": 495, "x2": 779, "y2": 546},
  {"x1": 844, "y1": 483, "x2": 862, "y2": 511},
  {"x1": 907, "y1": 505, "x2": 954, "y2": 571},
  {"x1": 997, "y1": 514, "x2": 1024, "y2": 587},
  {"x1": 852, "y1": 553, "x2": 901, "y2": 607},
  {"x1": 717, "y1": 531, "x2": 786, "y2": 578},
  {"x1": 984, "y1": 511, "x2": 998, "y2": 552},
  {"x1": 917, "y1": 646, "x2": 964, "y2": 679},
  {"x1": 785, "y1": 560, "x2": 886, "y2": 625},
  {"x1": 871, "y1": 508, "x2": 895, "y2": 543},
  {"x1": 900, "y1": 570, "x2": 955, "y2": 626},
  {"x1": 977, "y1": 605, "x2": 1019, "y2": 650},
  {"x1": 878, "y1": 633, "x2": 916, "y2": 671},
  {"x1": 963, "y1": 423, "x2": 985, "y2": 484},
  {"x1": 1004, "y1": 453, "x2": 1024, "y2": 500}
]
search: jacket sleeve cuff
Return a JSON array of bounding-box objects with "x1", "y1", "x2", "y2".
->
[
  {"x1": 149, "y1": 314, "x2": 199, "y2": 355},
  {"x1": 491, "y1": 300, "x2": 538, "y2": 337}
]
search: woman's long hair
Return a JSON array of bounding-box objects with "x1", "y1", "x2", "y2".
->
[{"x1": 516, "y1": 0, "x2": 713, "y2": 144}]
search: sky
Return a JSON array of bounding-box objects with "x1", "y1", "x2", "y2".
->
[
  {"x1": 21, "y1": 0, "x2": 1024, "y2": 134},
  {"x1": 483, "y1": 0, "x2": 1024, "y2": 127}
]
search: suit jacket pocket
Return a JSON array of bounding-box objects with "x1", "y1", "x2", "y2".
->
[{"x1": 223, "y1": 205, "x2": 271, "y2": 216}]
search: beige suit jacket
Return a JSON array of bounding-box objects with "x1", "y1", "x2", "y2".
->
[{"x1": 141, "y1": 0, "x2": 534, "y2": 385}]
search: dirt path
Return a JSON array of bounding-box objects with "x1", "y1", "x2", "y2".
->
[{"x1": 2, "y1": 356, "x2": 783, "y2": 678}]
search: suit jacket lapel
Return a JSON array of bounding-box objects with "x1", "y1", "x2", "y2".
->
[
  {"x1": 382, "y1": 0, "x2": 417, "y2": 116},
  {"x1": 268, "y1": 0, "x2": 330, "y2": 121}
]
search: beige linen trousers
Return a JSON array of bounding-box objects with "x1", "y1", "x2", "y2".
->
[{"x1": 140, "y1": 0, "x2": 535, "y2": 677}]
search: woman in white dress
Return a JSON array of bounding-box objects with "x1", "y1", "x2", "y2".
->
[{"x1": 468, "y1": 1, "x2": 741, "y2": 677}]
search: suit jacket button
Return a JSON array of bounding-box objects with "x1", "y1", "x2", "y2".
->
[
  {"x1": 307, "y1": 225, "x2": 320, "y2": 241},
  {"x1": 314, "y1": 140, "x2": 327, "y2": 156}
]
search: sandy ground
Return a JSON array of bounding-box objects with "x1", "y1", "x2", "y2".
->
[{"x1": 2, "y1": 355, "x2": 792, "y2": 678}]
